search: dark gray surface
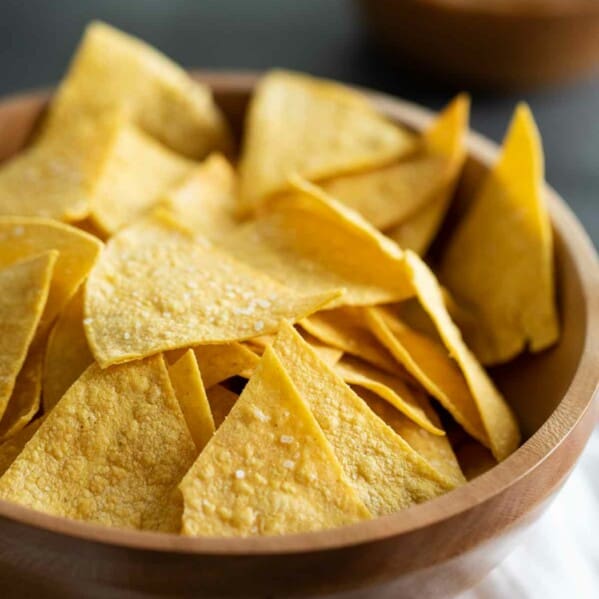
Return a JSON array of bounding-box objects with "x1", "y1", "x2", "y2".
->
[{"x1": 0, "y1": 0, "x2": 597, "y2": 244}]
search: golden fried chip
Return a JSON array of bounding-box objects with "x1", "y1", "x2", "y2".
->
[
  {"x1": 386, "y1": 95, "x2": 469, "y2": 254},
  {"x1": 272, "y1": 322, "x2": 455, "y2": 516},
  {"x1": 43, "y1": 288, "x2": 93, "y2": 411},
  {"x1": 206, "y1": 384, "x2": 238, "y2": 428},
  {"x1": 243, "y1": 334, "x2": 275, "y2": 356},
  {"x1": 405, "y1": 252, "x2": 520, "y2": 460},
  {"x1": 300, "y1": 332, "x2": 343, "y2": 367},
  {"x1": 193, "y1": 342, "x2": 259, "y2": 389},
  {"x1": 168, "y1": 349, "x2": 215, "y2": 452},
  {"x1": 238, "y1": 70, "x2": 415, "y2": 211},
  {"x1": 180, "y1": 347, "x2": 371, "y2": 536},
  {"x1": 85, "y1": 212, "x2": 339, "y2": 367},
  {"x1": 0, "y1": 356, "x2": 196, "y2": 532},
  {"x1": 0, "y1": 252, "x2": 56, "y2": 421},
  {"x1": 334, "y1": 356, "x2": 443, "y2": 435},
  {"x1": 45, "y1": 21, "x2": 231, "y2": 159},
  {"x1": 222, "y1": 177, "x2": 413, "y2": 307},
  {"x1": 0, "y1": 217, "x2": 102, "y2": 333},
  {"x1": 358, "y1": 388, "x2": 465, "y2": 486},
  {"x1": 89, "y1": 124, "x2": 193, "y2": 234},
  {"x1": 439, "y1": 104, "x2": 559, "y2": 364},
  {"x1": 0, "y1": 343, "x2": 44, "y2": 440},
  {"x1": 299, "y1": 307, "x2": 400, "y2": 374},
  {"x1": 0, "y1": 418, "x2": 43, "y2": 476},
  {"x1": 161, "y1": 154, "x2": 239, "y2": 238}
]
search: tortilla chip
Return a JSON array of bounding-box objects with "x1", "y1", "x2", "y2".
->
[
  {"x1": 0, "y1": 252, "x2": 56, "y2": 421},
  {"x1": 300, "y1": 332, "x2": 344, "y2": 367},
  {"x1": 439, "y1": 104, "x2": 559, "y2": 364},
  {"x1": 89, "y1": 124, "x2": 193, "y2": 234},
  {"x1": 43, "y1": 288, "x2": 93, "y2": 411},
  {"x1": 299, "y1": 307, "x2": 401, "y2": 375},
  {"x1": 272, "y1": 322, "x2": 456, "y2": 516},
  {"x1": 0, "y1": 355, "x2": 196, "y2": 532},
  {"x1": 85, "y1": 212, "x2": 339, "y2": 367},
  {"x1": 168, "y1": 350, "x2": 215, "y2": 452},
  {"x1": 44, "y1": 21, "x2": 231, "y2": 159},
  {"x1": 405, "y1": 252, "x2": 520, "y2": 460},
  {"x1": 0, "y1": 343, "x2": 44, "y2": 440},
  {"x1": 334, "y1": 356, "x2": 444, "y2": 435},
  {"x1": 193, "y1": 343, "x2": 259, "y2": 389},
  {"x1": 0, "y1": 217, "x2": 102, "y2": 333},
  {"x1": 180, "y1": 347, "x2": 371, "y2": 536},
  {"x1": 0, "y1": 418, "x2": 43, "y2": 476},
  {"x1": 386, "y1": 95, "x2": 469, "y2": 254},
  {"x1": 206, "y1": 385, "x2": 238, "y2": 429},
  {"x1": 238, "y1": 70, "x2": 415, "y2": 211},
  {"x1": 358, "y1": 388, "x2": 465, "y2": 486},
  {"x1": 222, "y1": 177, "x2": 413, "y2": 307},
  {"x1": 243, "y1": 334, "x2": 275, "y2": 356},
  {"x1": 161, "y1": 154, "x2": 239, "y2": 238}
]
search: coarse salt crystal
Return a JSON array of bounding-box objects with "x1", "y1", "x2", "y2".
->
[
  {"x1": 254, "y1": 320, "x2": 265, "y2": 332},
  {"x1": 282, "y1": 460, "x2": 295, "y2": 470},
  {"x1": 280, "y1": 435, "x2": 294, "y2": 444},
  {"x1": 235, "y1": 469, "x2": 246, "y2": 479}
]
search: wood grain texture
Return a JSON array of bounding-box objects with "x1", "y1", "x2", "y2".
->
[{"x1": 0, "y1": 73, "x2": 597, "y2": 598}]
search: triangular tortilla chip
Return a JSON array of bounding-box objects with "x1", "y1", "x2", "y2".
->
[
  {"x1": 0, "y1": 252, "x2": 56, "y2": 421},
  {"x1": 439, "y1": 104, "x2": 559, "y2": 364},
  {"x1": 222, "y1": 177, "x2": 413, "y2": 307},
  {"x1": 89, "y1": 124, "x2": 193, "y2": 234},
  {"x1": 357, "y1": 388, "x2": 465, "y2": 486},
  {"x1": 405, "y1": 252, "x2": 520, "y2": 461},
  {"x1": 43, "y1": 288, "x2": 93, "y2": 411},
  {"x1": 386, "y1": 95, "x2": 469, "y2": 254},
  {"x1": 85, "y1": 212, "x2": 339, "y2": 367},
  {"x1": 168, "y1": 350, "x2": 215, "y2": 452},
  {"x1": 0, "y1": 418, "x2": 43, "y2": 476},
  {"x1": 161, "y1": 154, "x2": 239, "y2": 238},
  {"x1": 334, "y1": 356, "x2": 444, "y2": 435},
  {"x1": 299, "y1": 307, "x2": 402, "y2": 375},
  {"x1": 238, "y1": 70, "x2": 415, "y2": 210},
  {"x1": 0, "y1": 356, "x2": 196, "y2": 532},
  {"x1": 192, "y1": 343, "x2": 259, "y2": 389},
  {"x1": 0, "y1": 217, "x2": 102, "y2": 333},
  {"x1": 0, "y1": 342, "x2": 44, "y2": 440},
  {"x1": 44, "y1": 21, "x2": 232, "y2": 159},
  {"x1": 206, "y1": 384, "x2": 239, "y2": 428},
  {"x1": 180, "y1": 347, "x2": 371, "y2": 536},
  {"x1": 272, "y1": 322, "x2": 456, "y2": 516}
]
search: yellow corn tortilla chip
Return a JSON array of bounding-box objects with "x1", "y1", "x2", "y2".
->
[
  {"x1": 206, "y1": 384, "x2": 239, "y2": 429},
  {"x1": 222, "y1": 177, "x2": 413, "y2": 307},
  {"x1": 0, "y1": 355, "x2": 196, "y2": 532},
  {"x1": 386, "y1": 95, "x2": 469, "y2": 254},
  {"x1": 44, "y1": 21, "x2": 231, "y2": 159},
  {"x1": 439, "y1": 104, "x2": 559, "y2": 364},
  {"x1": 238, "y1": 70, "x2": 415, "y2": 211},
  {"x1": 193, "y1": 343, "x2": 259, "y2": 389},
  {"x1": 405, "y1": 252, "x2": 520, "y2": 461},
  {"x1": 85, "y1": 212, "x2": 339, "y2": 367},
  {"x1": 161, "y1": 153, "x2": 239, "y2": 238},
  {"x1": 89, "y1": 123, "x2": 193, "y2": 234},
  {"x1": 365, "y1": 306, "x2": 489, "y2": 448},
  {"x1": 0, "y1": 217, "x2": 102, "y2": 333},
  {"x1": 0, "y1": 418, "x2": 43, "y2": 476},
  {"x1": 334, "y1": 356, "x2": 444, "y2": 436},
  {"x1": 272, "y1": 322, "x2": 455, "y2": 516},
  {"x1": 168, "y1": 350, "x2": 215, "y2": 452},
  {"x1": 299, "y1": 307, "x2": 402, "y2": 375},
  {"x1": 243, "y1": 334, "x2": 275, "y2": 356},
  {"x1": 0, "y1": 342, "x2": 44, "y2": 441},
  {"x1": 43, "y1": 288, "x2": 93, "y2": 411},
  {"x1": 358, "y1": 388, "x2": 465, "y2": 486},
  {"x1": 180, "y1": 347, "x2": 371, "y2": 536},
  {"x1": 0, "y1": 252, "x2": 56, "y2": 421}
]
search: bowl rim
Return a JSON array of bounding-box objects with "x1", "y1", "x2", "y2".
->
[{"x1": 0, "y1": 70, "x2": 597, "y2": 556}]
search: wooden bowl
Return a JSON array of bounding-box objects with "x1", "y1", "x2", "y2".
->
[
  {"x1": 0, "y1": 73, "x2": 597, "y2": 599},
  {"x1": 357, "y1": 0, "x2": 599, "y2": 90}
]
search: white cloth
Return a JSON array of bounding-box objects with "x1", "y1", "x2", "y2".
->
[{"x1": 459, "y1": 428, "x2": 599, "y2": 599}]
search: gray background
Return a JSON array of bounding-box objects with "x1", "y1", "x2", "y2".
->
[{"x1": 0, "y1": 0, "x2": 597, "y2": 244}]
